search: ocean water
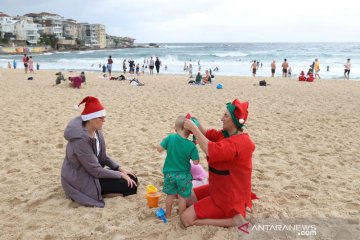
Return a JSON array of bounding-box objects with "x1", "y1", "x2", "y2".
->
[{"x1": 1, "y1": 42, "x2": 359, "y2": 79}]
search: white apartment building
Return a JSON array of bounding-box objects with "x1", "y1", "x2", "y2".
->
[
  {"x1": 63, "y1": 19, "x2": 79, "y2": 40},
  {"x1": 0, "y1": 12, "x2": 16, "y2": 39},
  {"x1": 25, "y1": 12, "x2": 64, "y2": 39},
  {"x1": 78, "y1": 23, "x2": 106, "y2": 48},
  {"x1": 13, "y1": 17, "x2": 40, "y2": 45}
]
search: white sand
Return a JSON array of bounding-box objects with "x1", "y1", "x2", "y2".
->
[{"x1": 0, "y1": 68, "x2": 359, "y2": 239}]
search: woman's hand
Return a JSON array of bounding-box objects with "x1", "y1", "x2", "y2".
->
[
  {"x1": 184, "y1": 118, "x2": 197, "y2": 132},
  {"x1": 120, "y1": 172, "x2": 137, "y2": 188},
  {"x1": 119, "y1": 166, "x2": 135, "y2": 177}
]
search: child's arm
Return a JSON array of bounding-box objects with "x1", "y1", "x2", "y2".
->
[
  {"x1": 192, "y1": 159, "x2": 200, "y2": 165},
  {"x1": 156, "y1": 144, "x2": 165, "y2": 153}
]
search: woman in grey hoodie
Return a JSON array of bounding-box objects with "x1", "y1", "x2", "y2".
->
[{"x1": 61, "y1": 96, "x2": 137, "y2": 207}]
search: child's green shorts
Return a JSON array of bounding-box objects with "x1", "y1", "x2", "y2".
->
[{"x1": 163, "y1": 172, "x2": 193, "y2": 198}]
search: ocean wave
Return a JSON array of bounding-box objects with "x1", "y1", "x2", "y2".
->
[
  {"x1": 55, "y1": 51, "x2": 71, "y2": 54},
  {"x1": 77, "y1": 50, "x2": 95, "y2": 54},
  {"x1": 213, "y1": 52, "x2": 248, "y2": 58},
  {"x1": 162, "y1": 45, "x2": 206, "y2": 49}
]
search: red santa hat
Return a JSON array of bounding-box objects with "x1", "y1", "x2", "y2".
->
[
  {"x1": 226, "y1": 99, "x2": 249, "y2": 128},
  {"x1": 77, "y1": 96, "x2": 106, "y2": 121}
]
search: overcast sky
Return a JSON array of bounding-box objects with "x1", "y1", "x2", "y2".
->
[{"x1": 1, "y1": 0, "x2": 359, "y2": 43}]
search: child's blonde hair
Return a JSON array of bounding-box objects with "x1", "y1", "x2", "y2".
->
[{"x1": 175, "y1": 115, "x2": 186, "y2": 131}]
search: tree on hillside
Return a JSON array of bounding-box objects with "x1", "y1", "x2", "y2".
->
[{"x1": 38, "y1": 34, "x2": 58, "y2": 48}]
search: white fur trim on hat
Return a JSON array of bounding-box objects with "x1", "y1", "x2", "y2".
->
[
  {"x1": 81, "y1": 109, "x2": 106, "y2": 121},
  {"x1": 239, "y1": 119, "x2": 245, "y2": 124}
]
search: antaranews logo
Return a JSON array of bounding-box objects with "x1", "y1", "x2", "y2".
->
[
  {"x1": 237, "y1": 222, "x2": 317, "y2": 237},
  {"x1": 238, "y1": 222, "x2": 250, "y2": 234}
]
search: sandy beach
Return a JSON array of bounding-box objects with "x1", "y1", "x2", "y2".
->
[{"x1": 0, "y1": 68, "x2": 359, "y2": 239}]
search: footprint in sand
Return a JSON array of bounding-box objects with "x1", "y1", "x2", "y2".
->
[
  {"x1": 345, "y1": 202, "x2": 359, "y2": 210},
  {"x1": 56, "y1": 143, "x2": 63, "y2": 149},
  {"x1": 283, "y1": 185, "x2": 296, "y2": 190},
  {"x1": 7, "y1": 168, "x2": 20, "y2": 173}
]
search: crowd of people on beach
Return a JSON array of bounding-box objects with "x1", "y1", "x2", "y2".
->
[
  {"x1": 4, "y1": 54, "x2": 353, "y2": 82},
  {"x1": 97, "y1": 56, "x2": 165, "y2": 78},
  {"x1": 249, "y1": 58, "x2": 352, "y2": 81}
]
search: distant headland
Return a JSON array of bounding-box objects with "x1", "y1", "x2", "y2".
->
[{"x1": 0, "y1": 11, "x2": 158, "y2": 54}]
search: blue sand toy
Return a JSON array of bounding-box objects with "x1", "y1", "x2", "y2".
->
[
  {"x1": 155, "y1": 208, "x2": 167, "y2": 223},
  {"x1": 216, "y1": 83, "x2": 223, "y2": 89}
]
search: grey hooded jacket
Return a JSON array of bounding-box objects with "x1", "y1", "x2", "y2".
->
[{"x1": 61, "y1": 116, "x2": 121, "y2": 207}]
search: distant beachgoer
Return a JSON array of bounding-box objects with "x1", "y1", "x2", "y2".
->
[
  {"x1": 80, "y1": 72, "x2": 86, "y2": 85},
  {"x1": 250, "y1": 60, "x2": 257, "y2": 77},
  {"x1": 314, "y1": 59, "x2": 320, "y2": 79},
  {"x1": 307, "y1": 68, "x2": 313, "y2": 76},
  {"x1": 13, "y1": 60, "x2": 17, "y2": 69},
  {"x1": 68, "y1": 76, "x2": 82, "y2": 88},
  {"x1": 107, "y1": 56, "x2": 113, "y2": 77},
  {"x1": 123, "y1": 59, "x2": 127, "y2": 74},
  {"x1": 141, "y1": 65, "x2": 145, "y2": 74},
  {"x1": 306, "y1": 73, "x2": 315, "y2": 82},
  {"x1": 288, "y1": 66, "x2": 292, "y2": 77},
  {"x1": 327, "y1": 66, "x2": 329, "y2": 72},
  {"x1": 164, "y1": 65, "x2": 168, "y2": 71},
  {"x1": 202, "y1": 70, "x2": 211, "y2": 84},
  {"x1": 155, "y1": 57, "x2": 161, "y2": 74},
  {"x1": 344, "y1": 59, "x2": 351, "y2": 79},
  {"x1": 194, "y1": 71, "x2": 203, "y2": 85},
  {"x1": 310, "y1": 61, "x2": 315, "y2": 73},
  {"x1": 189, "y1": 64, "x2": 193, "y2": 78},
  {"x1": 282, "y1": 59, "x2": 289, "y2": 77},
  {"x1": 28, "y1": 56, "x2": 34, "y2": 73},
  {"x1": 22, "y1": 54, "x2": 28, "y2": 74},
  {"x1": 298, "y1": 71, "x2": 306, "y2": 81},
  {"x1": 36, "y1": 63, "x2": 40, "y2": 71},
  {"x1": 8, "y1": 62, "x2": 11, "y2": 69},
  {"x1": 129, "y1": 78, "x2": 145, "y2": 86},
  {"x1": 271, "y1": 60, "x2": 276, "y2": 77},
  {"x1": 136, "y1": 64, "x2": 140, "y2": 75},
  {"x1": 55, "y1": 72, "x2": 65, "y2": 85},
  {"x1": 260, "y1": 62, "x2": 263, "y2": 68},
  {"x1": 102, "y1": 64, "x2": 106, "y2": 73},
  {"x1": 149, "y1": 57, "x2": 155, "y2": 75}
]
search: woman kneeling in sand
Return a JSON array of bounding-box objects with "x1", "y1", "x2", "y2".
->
[
  {"x1": 61, "y1": 96, "x2": 137, "y2": 207},
  {"x1": 181, "y1": 99, "x2": 257, "y2": 227}
]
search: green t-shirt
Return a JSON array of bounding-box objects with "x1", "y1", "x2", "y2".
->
[{"x1": 161, "y1": 133, "x2": 199, "y2": 173}]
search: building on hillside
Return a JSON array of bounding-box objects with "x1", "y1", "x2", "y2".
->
[
  {"x1": 78, "y1": 23, "x2": 106, "y2": 48},
  {"x1": 63, "y1": 19, "x2": 79, "y2": 40},
  {"x1": 24, "y1": 12, "x2": 64, "y2": 39},
  {"x1": 13, "y1": 16, "x2": 40, "y2": 45},
  {"x1": 0, "y1": 12, "x2": 17, "y2": 39}
]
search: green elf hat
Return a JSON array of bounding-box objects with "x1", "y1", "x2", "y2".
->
[{"x1": 226, "y1": 99, "x2": 249, "y2": 129}]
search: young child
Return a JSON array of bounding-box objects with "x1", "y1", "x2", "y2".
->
[{"x1": 156, "y1": 115, "x2": 200, "y2": 218}]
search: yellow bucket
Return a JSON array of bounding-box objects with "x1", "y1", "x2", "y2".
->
[{"x1": 146, "y1": 184, "x2": 158, "y2": 194}]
